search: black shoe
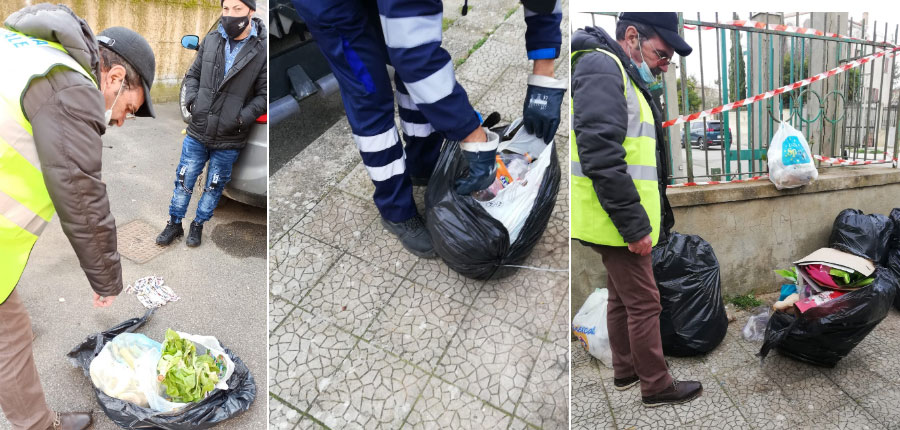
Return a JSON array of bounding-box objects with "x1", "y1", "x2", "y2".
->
[
  {"x1": 381, "y1": 214, "x2": 436, "y2": 258},
  {"x1": 156, "y1": 221, "x2": 183, "y2": 245},
  {"x1": 186, "y1": 221, "x2": 203, "y2": 247},
  {"x1": 614, "y1": 374, "x2": 640, "y2": 391},
  {"x1": 642, "y1": 380, "x2": 703, "y2": 407}
]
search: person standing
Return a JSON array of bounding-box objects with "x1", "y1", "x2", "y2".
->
[
  {"x1": 156, "y1": 0, "x2": 267, "y2": 248},
  {"x1": 0, "y1": 4, "x2": 156, "y2": 429},
  {"x1": 570, "y1": 12, "x2": 703, "y2": 406}
]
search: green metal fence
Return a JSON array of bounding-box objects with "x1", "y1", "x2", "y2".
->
[{"x1": 581, "y1": 12, "x2": 900, "y2": 183}]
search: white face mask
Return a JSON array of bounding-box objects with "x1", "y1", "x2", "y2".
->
[{"x1": 104, "y1": 80, "x2": 126, "y2": 126}]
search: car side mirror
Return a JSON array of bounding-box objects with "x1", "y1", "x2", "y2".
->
[{"x1": 181, "y1": 35, "x2": 200, "y2": 50}]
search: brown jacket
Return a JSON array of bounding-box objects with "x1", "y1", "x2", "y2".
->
[{"x1": 6, "y1": 4, "x2": 122, "y2": 297}]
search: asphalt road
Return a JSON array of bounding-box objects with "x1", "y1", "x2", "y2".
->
[{"x1": 2, "y1": 102, "x2": 267, "y2": 430}]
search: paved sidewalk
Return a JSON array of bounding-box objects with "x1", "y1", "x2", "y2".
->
[
  {"x1": 268, "y1": 1, "x2": 570, "y2": 429},
  {"x1": 572, "y1": 309, "x2": 900, "y2": 430}
]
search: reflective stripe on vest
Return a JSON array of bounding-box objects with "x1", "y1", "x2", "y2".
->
[
  {"x1": 570, "y1": 48, "x2": 661, "y2": 247},
  {"x1": 0, "y1": 28, "x2": 97, "y2": 303}
]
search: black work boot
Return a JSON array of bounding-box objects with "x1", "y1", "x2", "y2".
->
[
  {"x1": 642, "y1": 380, "x2": 703, "y2": 407},
  {"x1": 156, "y1": 220, "x2": 183, "y2": 245},
  {"x1": 381, "y1": 214, "x2": 436, "y2": 258},
  {"x1": 186, "y1": 221, "x2": 203, "y2": 247}
]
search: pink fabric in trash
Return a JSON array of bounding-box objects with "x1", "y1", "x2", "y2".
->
[{"x1": 803, "y1": 264, "x2": 840, "y2": 288}]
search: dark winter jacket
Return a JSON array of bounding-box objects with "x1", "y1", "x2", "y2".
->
[
  {"x1": 571, "y1": 26, "x2": 675, "y2": 245},
  {"x1": 184, "y1": 17, "x2": 267, "y2": 150},
  {"x1": 7, "y1": 4, "x2": 122, "y2": 297}
]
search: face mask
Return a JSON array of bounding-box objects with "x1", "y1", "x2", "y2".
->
[
  {"x1": 222, "y1": 14, "x2": 250, "y2": 39},
  {"x1": 104, "y1": 80, "x2": 125, "y2": 126},
  {"x1": 631, "y1": 37, "x2": 657, "y2": 84}
]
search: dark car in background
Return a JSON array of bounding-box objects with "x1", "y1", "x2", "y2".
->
[
  {"x1": 179, "y1": 15, "x2": 267, "y2": 208},
  {"x1": 685, "y1": 120, "x2": 732, "y2": 150}
]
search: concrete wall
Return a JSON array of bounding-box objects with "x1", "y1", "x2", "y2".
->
[
  {"x1": 572, "y1": 167, "x2": 900, "y2": 317},
  {"x1": 1, "y1": 0, "x2": 223, "y2": 103}
]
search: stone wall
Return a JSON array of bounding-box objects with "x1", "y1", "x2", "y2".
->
[
  {"x1": 572, "y1": 167, "x2": 900, "y2": 317},
  {"x1": 1, "y1": 0, "x2": 223, "y2": 103}
]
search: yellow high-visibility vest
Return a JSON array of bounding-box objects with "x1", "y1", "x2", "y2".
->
[
  {"x1": 0, "y1": 28, "x2": 97, "y2": 303},
  {"x1": 570, "y1": 48, "x2": 661, "y2": 247}
]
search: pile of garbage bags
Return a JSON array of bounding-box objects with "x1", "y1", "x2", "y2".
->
[
  {"x1": 652, "y1": 233, "x2": 728, "y2": 356},
  {"x1": 759, "y1": 208, "x2": 899, "y2": 367},
  {"x1": 425, "y1": 117, "x2": 560, "y2": 279},
  {"x1": 67, "y1": 311, "x2": 256, "y2": 429}
]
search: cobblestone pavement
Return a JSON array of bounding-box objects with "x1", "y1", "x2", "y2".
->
[
  {"x1": 572, "y1": 309, "x2": 900, "y2": 430},
  {"x1": 268, "y1": 1, "x2": 571, "y2": 429}
]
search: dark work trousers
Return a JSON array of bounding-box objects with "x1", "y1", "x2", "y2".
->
[{"x1": 593, "y1": 245, "x2": 673, "y2": 396}]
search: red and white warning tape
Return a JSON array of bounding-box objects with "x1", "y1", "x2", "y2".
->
[
  {"x1": 662, "y1": 47, "x2": 900, "y2": 129},
  {"x1": 666, "y1": 175, "x2": 768, "y2": 188},
  {"x1": 813, "y1": 153, "x2": 898, "y2": 166},
  {"x1": 682, "y1": 20, "x2": 886, "y2": 46}
]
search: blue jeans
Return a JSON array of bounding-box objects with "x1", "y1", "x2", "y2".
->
[{"x1": 167, "y1": 135, "x2": 241, "y2": 224}]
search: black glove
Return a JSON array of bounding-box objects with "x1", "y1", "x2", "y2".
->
[
  {"x1": 455, "y1": 129, "x2": 500, "y2": 195},
  {"x1": 522, "y1": 74, "x2": 566, "y2": 143}
]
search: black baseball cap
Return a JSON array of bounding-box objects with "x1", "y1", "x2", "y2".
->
[
  {"x1": 619, "y1": 12, "x2": 693, "y2": 57},
  {"x1": 222, "y1": 0, "x2": 256, "y2": 10},
  {"x1": 97, "y1": 27, "x2": 156, "y2": 118}
]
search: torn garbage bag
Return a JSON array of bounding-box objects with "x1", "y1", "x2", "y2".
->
[
  {"x1": 758, "y1": 267, "x2": 898, "y2": 367},
  {"x1": 651, "y1": 232, "x2": 728, "y2": 356},
  {"x1": 67, "y1": 311, "x2": 256, "y2": 429},
  {"x1": 425, "y1": 119, "x2": 561, "y2": 279},
  {"x1": 828, "y1": 208, "x2": 894, "y2": 265}
]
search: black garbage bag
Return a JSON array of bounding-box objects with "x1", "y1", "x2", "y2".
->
[
  {"x1": 890, "y1": 208, "x2": 900, "y2": 311},
  {"x1": 424, "y1": 122, "x2": 560, "y2": 280},
  {"x1": 828, "y1": 208, "x2": 894, "y2": 265},
  {"x1": 651, "y1": 232, "x2": 728, "y2": 356},
  {"x1": 758, "y1": 267, "x2": 898, "y2": 367},
  {"x1": 67, "y1": 311, "x2": 256, "y2": 429}
]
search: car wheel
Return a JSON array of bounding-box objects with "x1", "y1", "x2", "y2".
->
[{"x1": 698, "y1": 138, "x2": 707, "y2": 150}]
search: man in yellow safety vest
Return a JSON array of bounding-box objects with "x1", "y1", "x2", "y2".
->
[
  {"x1": 0, "y1": 4, "x2": 155, "y2": 429},
  {"x1": 571, "y1": 12, "x2": 703, "y2": 407}
]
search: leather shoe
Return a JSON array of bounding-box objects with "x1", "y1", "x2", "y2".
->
[
  {"x1": 642, "y1": 380, "x2": 703, "y2": 407},
  {"x1": 49, "y1": 411, "x2": 92, "y2": 430}
]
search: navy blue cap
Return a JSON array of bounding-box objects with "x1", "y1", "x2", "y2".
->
[
  {"x1": 619, "y1": 12, "x2": 693, "y2": 57},
  {"x1": 98, "y1": 27, "x2": 156, "y2": 118}
]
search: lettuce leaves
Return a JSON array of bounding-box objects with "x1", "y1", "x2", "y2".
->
[{"x1": 156, "y1": 329, "x2": 219, "y2": 403}]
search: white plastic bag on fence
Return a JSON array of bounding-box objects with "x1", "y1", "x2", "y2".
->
[
  {"x1": 475, "y1": 127, "x2": 552, "y2": 243},
  {"x1": 768, "y1": 122, "x2": 818, "y2": 189},
  {"x1": 572, "y1": 288, "x2": 613, "y2": 367}
]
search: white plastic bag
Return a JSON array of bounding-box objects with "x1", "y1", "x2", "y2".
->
[
  {"x1": 572, "y1": 288, "x2": 613, "y2": 367},
  {"x1": 149, "y1": 331, "x2": 236, "y2": 412},
  {"x1": 89, "y1": 333, "x2": 161, "y2": 408},
  {"x1": 475, "y1": 127, "x2": 552, "y2": 243},
  {"x1": 742, "y1": 310, "x2": 770, "y2": 342},
  {"x1": 768, "y1": 122, "x2": 818, "y2": 190}
]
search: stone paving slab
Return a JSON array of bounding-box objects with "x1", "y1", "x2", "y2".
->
[
  {"x1": 572, "y1": 310, "x2": 900, "y2": 429},
  {"x1": 268, "y1": 1, "x2": 570, "y2": 428}
]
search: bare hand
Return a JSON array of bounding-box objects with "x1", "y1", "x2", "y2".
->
[
  {"x1": 93, "y1": 293, "x2": 116, "y2": 308},
  {"x1": 627, "y1": 235, "x2": 653, "y2": 256}
]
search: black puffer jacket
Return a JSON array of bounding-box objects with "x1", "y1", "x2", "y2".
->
[
  {"x1": 571, "y1": 26, "x2": 675, "y2": 245},
  {"x1": 184, "y1": 17, "x2": 267, "y2": 150}
]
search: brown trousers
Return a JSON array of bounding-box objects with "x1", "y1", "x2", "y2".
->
[
  {"x1": 0, "y1": 289, "x2": 54, "y2": 430},
  {"x1": 594, "y1": 245, "x2": 673, "y2": 396}
]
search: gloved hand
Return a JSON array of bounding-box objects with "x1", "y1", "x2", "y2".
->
[
  {"x1": 455, "y1": 128, "x2": 500, "y2": 195},
  {"x1": 522, "y1": 74, "x2": 566, "y2": 143}
]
